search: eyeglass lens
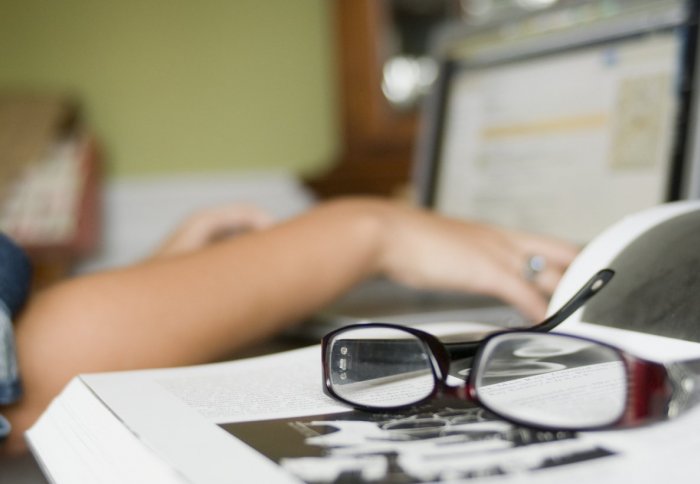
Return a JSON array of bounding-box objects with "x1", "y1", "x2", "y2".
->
[
  {"x1": 474, "y1": 333, "x2": 628, "y2": 429},
  {"x1": 328, "y1": 327, "x2": 435, "y2": 408}
]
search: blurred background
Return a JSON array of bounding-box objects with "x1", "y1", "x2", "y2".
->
[
  {"x1": 0, "y1": 0, "x2": 462, "y2": 287},
  {"x1": 0, "y1": 0, "x2": 697, "y2": 286},
  {"x1": 0, "y1": 0, "x2": 336, "y2": 177}
]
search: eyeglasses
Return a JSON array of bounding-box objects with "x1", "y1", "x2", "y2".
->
[{"x1": 322, "y1": 269, "x2": 700, "y2": 430}]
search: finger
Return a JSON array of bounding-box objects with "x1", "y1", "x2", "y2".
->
[
  {"x1": 503, "y1": 230, "x2": 580, "y2": 268},
  {"x1": 201, "y1": 204, "x2": 276, "y2": 233},
  {"x1": 487, "y1": 270, "x2": 549, "y2": 322},
  {"x1": 152, "y1": 204, "x2": 276, "y2": 259},
  {"x1": 470, "y1": 234, "x2": 556, "y2": 320},
  {"x1": 531, "y1": 263, "x2": 565, "y2": 296}
]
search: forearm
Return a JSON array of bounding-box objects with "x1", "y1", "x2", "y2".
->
[{"x1": 25, "y1": 198, "x2": 390, "y2": 362}]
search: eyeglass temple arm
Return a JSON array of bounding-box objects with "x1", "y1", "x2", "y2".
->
[
  {"x1": 529, "y1": 268, "x2": 614, "y2": 333},
  {"x1": 442, "y1": 269, "x2": 614, "y2": 361}
]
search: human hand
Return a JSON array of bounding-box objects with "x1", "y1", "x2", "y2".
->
[
  {"x1": 152, "y1": 203, "x2": 276, "y2": 258},
  {"x1": 376, "y1": 203, "x2": 579, "y2": 321}
]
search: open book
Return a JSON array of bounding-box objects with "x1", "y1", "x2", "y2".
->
[{"x1": 26, "y1": 201, "x2": 700, "y2": 483}]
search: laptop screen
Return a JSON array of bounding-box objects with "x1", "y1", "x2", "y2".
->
[{"x1": 417, "y1": 0, "x2": 699, "y2": 244}]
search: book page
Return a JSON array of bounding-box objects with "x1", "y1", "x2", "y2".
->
[
  {"x1": 80, "y1": 346, "x2": 343, "y2": 483},
  {"x1": 151, "y1": 346, "x2": 345, "y2": 423},
  {"x1": 72, "y1": 339, "x2": 700, "y2": 484}
]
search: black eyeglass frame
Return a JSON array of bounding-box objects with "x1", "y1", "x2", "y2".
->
[
  {"x1": 322, "y1": 321, "x2": 694, "y2": 430},
  {"x1": 321, "y1": 269, "x2": 700, "y2": 430}
]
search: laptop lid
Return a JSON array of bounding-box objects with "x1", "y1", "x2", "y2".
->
[{"x1": 414, "y1": 0, "x2": 700, "y2": 244}]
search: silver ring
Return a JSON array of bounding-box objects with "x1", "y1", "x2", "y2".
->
[{"x1": 523, "y1": 255, "x2": 546, "y2": 282}]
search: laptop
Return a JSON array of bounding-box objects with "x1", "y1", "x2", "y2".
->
[{"x1": 292, "y1": 0, "x2": 700, "y2": 340}]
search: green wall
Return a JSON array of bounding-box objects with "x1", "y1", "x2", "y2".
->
[{"x1": 0, "y1": 0, "x2": 337, "y2": 177}]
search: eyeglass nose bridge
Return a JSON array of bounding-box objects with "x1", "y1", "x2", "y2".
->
[
  {"x1": 420, "y1": 335, "x2": 480, "y2": 404},
  {"x1": 433, "y1": 381, "x2": 473, "y2": 403}
]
